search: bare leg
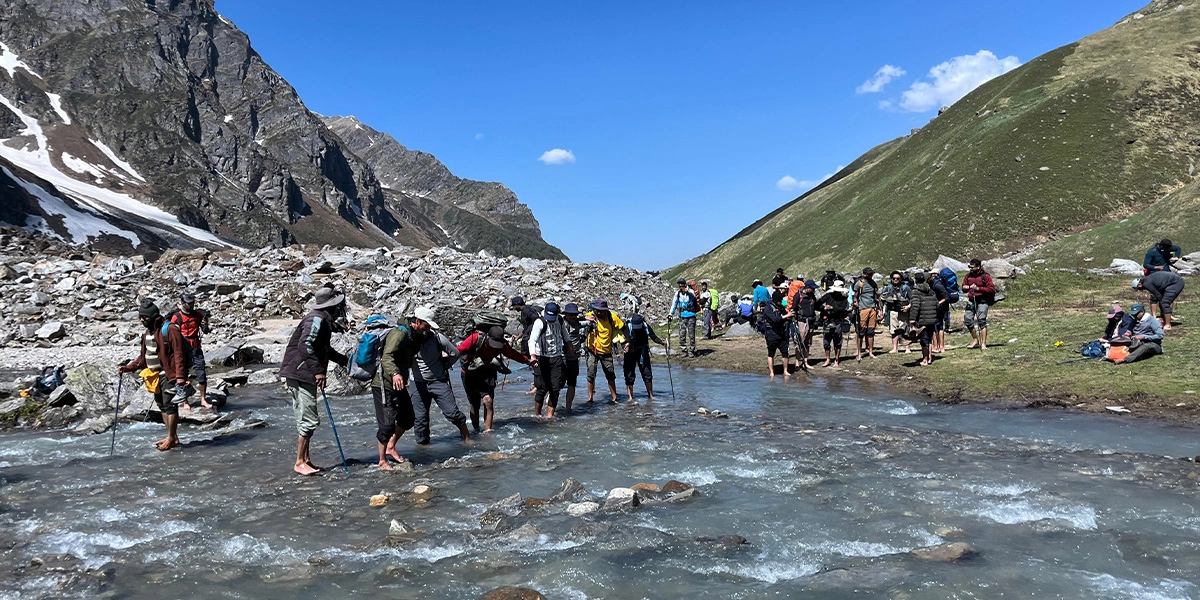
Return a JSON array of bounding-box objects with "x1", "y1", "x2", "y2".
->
[
  {"x1": 294, "y1": 435, "x2": 318, "y2": 475},
  {"x1": 469, "y1": 403, "x2": 481, "y2": 433},
  {"x1": 198, "y1": 382, "x2": 211, "y2": 409},
  {"x1": 386, "y1": 431, "x2": 405, "y2": 463},
  {"x1": 607, "y1": 380, "x2": 618, "y2": 403},
  {"x1": 967, "y1": 326, "x2": 979, "y2": 349},
  {"x1": 646, "y1": 381, "x2": 655, "y2": 401},
  {"x1": 482, "y1": 397, "x2": 494, "y2": 432},
  {"x1": 566, "y1": 385, "x2": 575, "y2": 411},
  {"x1": 767, "y1": 356, "x2": 775, "y2": 380},
  {"x1": 377, "y1": 440, "x2": 392, "y2": 470},
  {"x1": 626, "y1": 384, "x2": 636, "y2": 401},
  {"x1": 822, "y1": 348, "x2": 832, "y2": 368},
  {"x1": 980, "y1": 327, "x2": 988, "y2": 350},
  {"x1": 534, "y1": 398, "x2": 543, "y2": 417},
  {"x1": 457, "y1": 422, "x2": 472, "y2": 443},
  {"x1": 587, "y1": 381, "x2": 595, "y2": 403},
  {"x1": 154, "y1": 414, "x2": 181, "y2": 451}
]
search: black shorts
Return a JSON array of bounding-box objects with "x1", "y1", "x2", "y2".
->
[
  {"x1": 766, "y1": 335, "x2": 790, "y2": 358},
  {"x1": 564, "y1": 358, "x2": 579, "y2": 385},
  {"x1": 460, "y1": 368, "x2": 498, "y2": 407}
]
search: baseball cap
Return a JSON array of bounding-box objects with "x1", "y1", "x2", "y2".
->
[
  {"x1": 412, "y1": 306, "x2": 439, "y2": 329},
  {"x1": 544, "y1": 302, "x2": 560, "y2": 322},
  {"x1": 486, "y1": 326, "x2": 505, "y2": 349}
]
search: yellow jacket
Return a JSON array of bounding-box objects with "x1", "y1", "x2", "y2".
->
[{"x1": 585, "y1": 311, "x2": 624, "y2": 354}]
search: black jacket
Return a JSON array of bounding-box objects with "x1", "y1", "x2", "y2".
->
[
  {"x1": 621, "y1": 321, "x2": 664, "y2": 348},
  {"x1": 280, "y1": 308, "x2": 348, "y2": 385},
  {"x1": 908, "y1": 284, "x2": 939, "y2": 327}
]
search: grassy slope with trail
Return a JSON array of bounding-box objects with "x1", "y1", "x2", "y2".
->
[{"x1": 667, "y1": 0, "x2": 1200, "y2": 291}]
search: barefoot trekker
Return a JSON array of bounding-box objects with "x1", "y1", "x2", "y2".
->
[
  {"x1": 621, "y1": 313, "x2": 666, "y2": 400},
  {"x1": 168, "y1": 293, "x2": 211, "y2": 408},
  {"x1": 1133, "y1": 270, "x2": 1186, "y2": 331},
  {"x1": 119, "y1": 299, "x2": 191, "y2": 451},
  {"x1": 561, "y1": 303, "x2": 589, "y2": 411},
  {"x1": 585, "y1": 298, "x2": 623, "y2": 403},
  {"x1": 408, "y1": 306, "x2": 472, "y2": 444},
  {"x1": 373, "y1": 316, "x2": 418, "y2": 469},
  {"x1": 963, "y1": 259, "x2": 996, "y2": 350},
  {"x1": 279, "y1": 286, "x2": 349, "y2": 475},
  {"x1": 760, "y1": 294, "x2": 791, "y2": 379},
  {"x1": 529, "y1": 302, "x2": 576, "y2": 417},
  {"x1": 458, "y1": 325, "x2": 529, "y2": 431},
  {"x1": 817, "y1": 280, "x2": 851, "y2": 367},
  {"x1": 907, "y1": 272, "x2": 938, "y2": 366},
  {"x1": 853, "y1": 267, "x2": 880, "y2": 360}
]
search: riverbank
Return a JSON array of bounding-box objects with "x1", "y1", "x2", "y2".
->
[{"x1": 662, "y1": 267, "x2": 1200, "y2": 426}]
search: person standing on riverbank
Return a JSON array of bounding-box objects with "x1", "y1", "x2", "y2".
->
[
  {"x1": 372, "y1": 318, "x2": 416, "y2": 469},
  {"x1": 761, "y1": 295, "x2": 791, "y2": 379},
  {"x1": 529, "y1": 302, "x2": 575, "y2": 418},
  {"x1": 458, "y1": 325, "x2": 529, "y2": 433},
  {"x1": 790, "y1": 280, "x2": 818, "y2": 372},
  {"x1": 817, "y1": 280, "x2": 850, "y2": 367},
  {"x1": 668, "y1": 279, "x2": 699, "y2": 357},
  {"x1": 119, "y1": 299, "x2": 191, "y2": 452},
  {"x1": 279, "y1": 287, "x2": 349, "y2": 475},
  {"x1": 929, "y1": 272, "x2": 950, "y2": 353},
  {"x1": 1134, "y1": 271, "x2": 1185, "y2": 331},
  {"x1": 408, "y1": 307, "x2": 471, "y2": 444},
  {"x1": 168, "y1": 293, "x2": 211, "y2": 409},
  {"x1": 585, "y1": 299, "x2": 623, "y2": 403},
  {"x1": 700, "y1": 280, "x2": 716, "y2": 339},
  {"x1": 882, "y1": 271, "x2": 912, "y2": 354},
  {"x1": 620, "y1": 313, "x2": 666, "y2": 400},
  {"x1": 963, "y1": 259, "x2": 995, "y2": 350},
  {"x1": 853, "y1": 268, "x2": 880, "y2": 360},
  {"x1": 907, "y1": 272, "x2": 939, "y2": 366}
]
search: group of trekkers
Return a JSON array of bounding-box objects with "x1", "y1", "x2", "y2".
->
[
  {"x1": 706, "y1": 238, "x2": 1187, "y2": 378},
  {"x1": 706, "y1": 259, "x2": 997, "y2": 377},
  {"x1": 1097, "y1": 238, "x2": 1187, "y2": 364}
]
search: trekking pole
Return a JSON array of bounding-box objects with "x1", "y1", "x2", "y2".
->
[
  {"x1": 664, "y1": 318, "x2": 677, "y2": 402},
  {"x1": 110, "y1": 373, "x2": 124, "y2": 456},
  {"x1": 321, "y1": 389, "x2": 350, "y2": 474}
]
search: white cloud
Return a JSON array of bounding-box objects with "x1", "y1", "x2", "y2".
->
[
  {"x1": 856, "y1": 64, "x2": 906, "y2": 94},
  {"x1": 538, "y1": 148, "x2": 576, "y2": 165},
  {"x1": 475, "y1": 133, "x2": 484, "y2": 140},
  {"x1": 898, "y1": 50, "x2": 1020, "y2": 113},
  {"x1": 777, "y1": 166, "x2": 843, "y2": 192}
]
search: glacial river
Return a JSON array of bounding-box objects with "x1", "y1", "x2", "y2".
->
[{"x1": 1, "y1": 367, "x2": 1198, "y2": 599}]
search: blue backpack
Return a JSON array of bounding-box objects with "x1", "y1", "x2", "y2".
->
[
  {"x1": 939, "y1": 268, "x2": 961, "y2": 303},
  {"x1": 349, "y1": 316, "x2": 404, "y2": 381},
  {"x1": 1080, "y1": 340, "x2": 1104, "y2": 358}
]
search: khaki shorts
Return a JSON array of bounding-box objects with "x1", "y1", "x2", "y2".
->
[{"x1": 858, "y1": 307, "x2": 879, "y2": 330}]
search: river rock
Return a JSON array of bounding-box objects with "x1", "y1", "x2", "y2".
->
[
  {"x1": 246, "y1": 369, "x2": 279, "y2": 385},
  {"x1": 910, "y1": 541, "x2": 979, "y2": 562},
  {"x1": 35, "y1": 322, "x2": 66, "y2": 341},
  {"x1": 0, "y1": 397, "x2": 27, "y2": 415},
  {"x1": 983, "y1": 258, "x2": 1023, "y2": 278},
  {"x1": 71, "y1": 414, "x2": 114, "y2": 435},
  {"x1": 602, "y1": 487, "x2": 640, "y2": 511},
  {"x1": 662, "y1": 480, "x2": 695, "y2": 494},
  {"x1": 478, "y1": 587, "x2": 547, "y2": 600},
  {"x1": 566, "y1": 501, "x2": 600, "y2": 517},
  {"x1": 47, "y1": 385, "x2": 77, "y2": 407},
  {"x1": 550, "y1": 477, "x2": 587, "y2": 503},
  {"x1": 724, "y1": 322, "x2": 755, "y2": 337},
  {"x1": 1108, "y1": 258, "x2": 1144, "y2": 276},
  {"x1": 36, "y1": 405, "x2": 79, "y2": 428},
  {"x1": 369, "y1": 494, "x2": 389, "y2": 507},
  {"x1": 693, "y1": 535, "x2": 749, "y2": 551}
]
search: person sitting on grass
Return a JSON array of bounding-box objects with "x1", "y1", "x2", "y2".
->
[
  {"x1": 1100, "y1": 303, "x2": 1133, "y2": 342},
  {"x1": 1112, "y1": 303, "x2": 1164, "y2": 364}
]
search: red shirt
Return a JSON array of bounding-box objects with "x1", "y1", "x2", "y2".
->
[{"x1": 456, "y1": 332, "x2": 530, "y2": 372}]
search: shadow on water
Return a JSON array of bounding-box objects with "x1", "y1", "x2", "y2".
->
[{"x1": 0, "y1": 369, "x2": 1198, "y2": 599}]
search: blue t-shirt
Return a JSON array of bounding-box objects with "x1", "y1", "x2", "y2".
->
[{"x1": 752, "y1": 286, "x2": 771, "y2": 306}]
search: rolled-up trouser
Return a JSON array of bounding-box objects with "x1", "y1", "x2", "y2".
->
[
  {"x1": 964, "y1": 301, "x2": 990, "y2": 330},
  {"x1": 623, "y1": 345, "x2": 653, "y2": 387},
  {"x1": 286, "y1": 378, "x2": 319, "y2": 437},
  {"x1": 822, "y1": 326, "x2": 843, "y2": 351},
  {"x1": 793, "y1": 319, "x2": 813, "y2": 356},
  {"x1": 678, "y1": 316, "x2": 696, "y2": 351},
  {"x1": 371, "y1": 385, "x2": 415, "y2": 445},
  {"x1": 412, "y1": 379, "x2": 467, "y2": 444},
  {"x1": 534, "y1": 355, "x2": 566, "y2": 409},
  {"x1": 1152, "y1": 280, "x2": 1185, "y2": 314},
  {"x1": 1124, "y1": 340, "x2": 1163, "y2": 363},
  {"x1": 889, "y1": 310, "x2": 909, "y2": 337},
  {"x1": 189, "y1": 345, "x2": 207, "y2": 384},
  {"x1": 152, "y1": 379, "x2": 187, "y2": 417},
  {"x1": 702, "y1": 309, "x2": 714, "y2": 337},
  {"x1": 587, "y1": 352, "x2": 616, "y2": 383}
]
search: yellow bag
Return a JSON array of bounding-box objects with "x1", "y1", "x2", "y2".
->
[{"x1": 140, "y1": 368, "x2": 163, "y2": 394}]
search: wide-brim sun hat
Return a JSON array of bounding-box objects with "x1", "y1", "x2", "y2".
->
[
  {"x1": 313, "y1": 287, "x2": 345, "y2": 309},
  {"x1": 590, "y1": 299, "x2": 610, "y2": 311},
  {"x1": 830, "y1": 280, "x2": 848, "y2": 293},
  {"x1": 563, "y1": 303, "x2": 580, "y2": 315}
]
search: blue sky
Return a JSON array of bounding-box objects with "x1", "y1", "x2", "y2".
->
[{"x1": 215, "y1": 1, "x2": 1144, "y2": 269}]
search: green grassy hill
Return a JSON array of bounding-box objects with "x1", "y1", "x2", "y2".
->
[{"x1": 668, "y1": 0, "x2": 1200, "y2": 290}]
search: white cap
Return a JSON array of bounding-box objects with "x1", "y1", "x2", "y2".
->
[{"x1": 412, "y1": 306, "x2": 440, "y2": 329}]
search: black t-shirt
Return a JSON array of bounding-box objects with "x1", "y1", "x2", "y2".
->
[{"x1": 772, "y1": 274, "x2": 788, "y2": 287}]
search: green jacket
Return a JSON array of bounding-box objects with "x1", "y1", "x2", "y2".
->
[{"x1": 375, "y1": 326, "x2": 416, "y2": 389}]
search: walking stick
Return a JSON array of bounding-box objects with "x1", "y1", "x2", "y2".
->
[
  {"x1": 664, "y1": 318, "x2": 677, "y2": 402},
  {"x1": 110, "y1": 373, "x2": 124, "y2": 456},
  {"x1": 321, "y1": 390, "x2": 350, "y2": 474}
]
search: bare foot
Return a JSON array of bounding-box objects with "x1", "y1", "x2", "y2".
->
[
  {"x1": 154, "y1": 437, "x2": 180, "y2": 451},
  {"x1": 979, "y1": 345, "x2": 987, "y2": 351},
  {"x1": 377, "y1": 461, "x2": 394, "y2": 471},
  {"x1": 305, "y1": 461, "x2": 324, "y2": 472},
  {"x1": 387, "y1": 450, "x2": 405, "y2": 463},
  {"x1": 889, "y1": 349, "x2": 898, "y2": 354},
  {"x1": 200, "y1": 401, "x2": 213, "y2": 409},
  {"x1": 821, "y1": 360, "x2": 831, "y2": 367},
  {"x1": 294, "y1": 463, "x2": 320, "y2": 476},
  {"x1": 855, "y1": 355, "x2": 862, "y2": 362},
  {"x1": 868, "y1": 353, "x2": 877, "y2": 359},
  {"x1": 833, "y1": 361, "x2": 840, "y2": 368},
  {"x1": 966, "y1": 343, "x2": 978, "y2": 349},
  {"x1": 483, "y1": 428, "x2": 494, "y2": 433},
  {"x1": 904, "y1": 348, "x2": 912, "y2": 353}
]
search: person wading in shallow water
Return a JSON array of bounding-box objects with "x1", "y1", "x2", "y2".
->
[
  {"x1": 458, "y1": 325, "x2": 530, "y2": 431},
  {"x1": 167, "y1": 293, "x2": 212, "y2": 409},
  {"x1": 408, "y1": 306, "x2": 472, "y2": 445},
  {"x1": 372, "y1": 318, "x2": 417, "y2": 470},
  {"x1": 119, "y1": 299, "x2": 191, "y2": 451},
  {"x1": 620, "y1": 313, "x2": 666, "y2": 400},
  {"x1": 279, "y1": 286, "x2": 349, "y2": 476},
  {"x1": 528, "y1": 302, "x2": 576, "y2": 418},
  {"x1": 561, "y1": 303, "x2": 589, "y2": 411},
  {"x1": 585, "y1": 299, "x2": 623, "y2": 404}
]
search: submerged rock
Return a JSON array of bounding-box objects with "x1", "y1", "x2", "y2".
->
[
  {"x1": 550, "y1": 477, "x2": 587, "y2": 503},
  {"x1": 478, "y1": 587, "x2": 547, "y2": 600},
  {"x1": 693, "y1": 535, "x2": 749, "y2": 551},
  {"x1": 910, "y1": 541, "x2": 979, "y2": 562},
  {"x1": 802, "y1": 566, "x2": 910, "y2": 590}
]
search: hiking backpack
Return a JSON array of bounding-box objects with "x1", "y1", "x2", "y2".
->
[
  {"x1": 939, "y1": 268, "x2": 961, "y2": 303},
  {"x1": 468, "y1": 309, "x2": 509, "y2": 333},
  {"x1": 349, "y1": 315, "x2": 403, "y2": 382},
  {"x1": 160, "y1": 322, "x2": 194, "y2": 368},
  {"x1": 1079, "y1": 340, "x2": 1105, "y2": 358}
]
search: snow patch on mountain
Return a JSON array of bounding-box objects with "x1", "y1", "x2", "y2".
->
[{"x1": 1, "y1": 165, "x2": 139, "y2": 245}]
